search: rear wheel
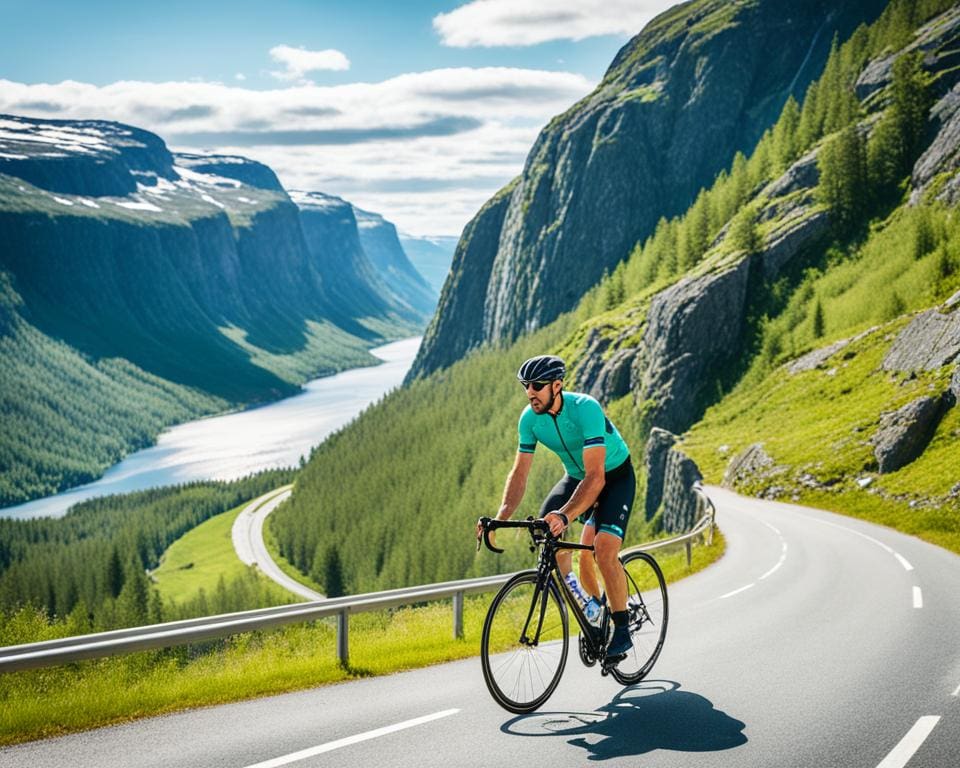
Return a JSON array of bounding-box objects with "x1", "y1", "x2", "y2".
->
[
  {"x1": 609, "y1": 551, "x2": 668, "y2": 685},
  {"x1": 480, "y1": 571, "x2": 568, "y2": 713}
]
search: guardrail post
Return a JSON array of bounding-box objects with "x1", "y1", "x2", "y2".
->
[
  {"x1": 453, "y1": 591, "x2": 464, "y2": 639},
  {"x1": 337, "y1": 610, "x2": 349, "y2": 667},
  {"x1": 685, "y1": 539, "x2": 692, "y2": 567}
]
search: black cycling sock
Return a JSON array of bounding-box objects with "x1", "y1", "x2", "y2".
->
[{"x1": 612, "y1": 610, "x2": 629, "y2": 627}]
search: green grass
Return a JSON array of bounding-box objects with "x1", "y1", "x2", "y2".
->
[
  {"x1": 0, "y1": 530, "x2": 724, "y2": 745},
  {"x1": 152, "y1": 494, "x2": 292, "y2": 606},
  {"x1": 263, "y1": 511, "x2": 328, "y2": 595},
  {"x1": 683, "y1": 318, "x2": 960, "y2": 554}
]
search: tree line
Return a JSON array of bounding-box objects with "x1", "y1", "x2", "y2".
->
[{"x1": 0, "y1": 469, "x2": 295, "y2": 633}]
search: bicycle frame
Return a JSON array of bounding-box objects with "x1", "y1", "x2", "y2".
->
[{"x1": 480, "y1": 517, "x2": 608, "y2": 658}]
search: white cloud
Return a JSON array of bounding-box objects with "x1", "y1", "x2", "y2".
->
[
  {"x1": 269, "y1": 45, "x2": 350, "y2": 81},
  {"x1": 235, "y1": 73, "x2": 247, "y2": 82},
  {"x1": 434, "y1": 0, "x2": 674, "y2": 47},
  {"x1": 0, "y1": 67, "x2": 594, "y2": 235}
]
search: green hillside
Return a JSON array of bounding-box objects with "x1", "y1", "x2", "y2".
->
[{"x1": 272, "y1": 0, "x2": 960, "y2": 594}]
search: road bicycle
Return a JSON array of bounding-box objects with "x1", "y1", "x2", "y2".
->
[{"x1": 477, "y1": 516, "x2": 669, "y2": 713}]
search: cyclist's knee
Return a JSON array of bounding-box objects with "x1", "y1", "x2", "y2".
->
[{"x1": 593, "y1": 534, "x2": 620, "y2": 565}]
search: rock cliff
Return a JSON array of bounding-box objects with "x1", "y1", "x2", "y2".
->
[{"x1": 410, "y1": 0, "x2": 886, "y2": 380}]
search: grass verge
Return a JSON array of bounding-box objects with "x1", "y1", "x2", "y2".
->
[
  {"x1": 152, "y1": 496, "x2": 294, "y2": 606},
  {"x1": 0, "y1": 530, "x2": 724, "y2": 746}
]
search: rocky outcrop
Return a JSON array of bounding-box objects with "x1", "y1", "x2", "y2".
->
[
  {"x1": 661, "y1": 449, "x2": 704, "y2": 533},
  {"x1": 642, "y1": 428, "x2": 703, "y2": 533},
  {"x1": 787, "y1": 327, "x2": 878, "y2": 374},
  {"x1": 856, "y1": 6, "x2": 960, "y2": 103},
  {"x1": 872, "y1": 396, "x2": 949, "y2": 473},
  {"x1": 882, "y1": 307, "x2": 960, "y2": 371},
  {"x1": 758, "y1": 208, "x2": 832, "y2": 280},
  {"x1": 912, "y1": 81, "x2": 960, "y2": 203},
  {"x1": 411, "y1": 0, "x2": 887, "y2": 379},
  {"x1": 762, "y1": 149, "x2": 821, "y2": 200},
  {"x1": 576, "y1": 327, "x2": 636, "y2": 403},
  {"x1": 722, "y1": 443, "x2": 776, "y2": 487},
  {"x1": 643, "y1": 428, "x2": 676, "y2": 522},
  {"x1": 634, "y1": 258, "x2": 752, "y2": 433}
]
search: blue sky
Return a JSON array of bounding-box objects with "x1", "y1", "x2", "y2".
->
[{"x1": 1, "y1": 0, "x2": 676, "y2": 235}]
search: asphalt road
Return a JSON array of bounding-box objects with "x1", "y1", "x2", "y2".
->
[
  {"x1": 231, "y1": 487, "x2": 324, "y2": 601},
  {"x1": 3, "y1": 487, "x2": 959, "y2": 768}
]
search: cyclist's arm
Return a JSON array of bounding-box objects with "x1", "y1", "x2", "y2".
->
[
  {"x1": 496, "y1": 451, "x2": 533, "y2": 521},
  {"x1": 553, "y1": 446, "x2": 606, "y2": 528}
]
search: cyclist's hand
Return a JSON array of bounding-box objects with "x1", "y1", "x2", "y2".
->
[
  {"x1": 475, "y1": 518, "x2": 496, "y2": 550},
  {"x1": 546, "y1": 511, "x2": 567, "y2": 537}
]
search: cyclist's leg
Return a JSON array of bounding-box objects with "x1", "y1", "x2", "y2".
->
[
  {"x1": 591, "y1": 462, "x2": 637, "y2": 614},
  {"x1": 577, "y1": 517, "x2": 600, "y2": 599},
  {"x1": 538, "y1": 474, "x2": 578, "y2": 574}
]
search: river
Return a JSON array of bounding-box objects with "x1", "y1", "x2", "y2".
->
[{"x1": 2, "y1": 337, "x2": 421, "y2": 520}]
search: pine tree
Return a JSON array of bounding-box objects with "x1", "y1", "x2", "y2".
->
[
  {"x1": 812, "y1": 300, "x2": 825, "y2": 339},
  {"x1": 321, "y1": 545, "x2": 345, "y2": 598}
]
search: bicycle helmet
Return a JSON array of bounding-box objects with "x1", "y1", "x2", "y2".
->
[{"x1": 517, "y1": 355, "x2": 566, "y2": 383}]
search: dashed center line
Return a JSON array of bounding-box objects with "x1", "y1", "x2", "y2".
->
[
  {"x1": 913, "y1": 587, "x2": 923, "y2": 609},
  {"x1": 719, "y1": 583, "x2": 755, "y2": 599},
  {"x1": 952, "y1": 682, "x2": 960, "y2": 697},
  {"x1": 240, "y1": 709, "x2": 460, "y2": 768},
  {"x1": 876, "y1": 716, "x2": 940, "y2": 768}
]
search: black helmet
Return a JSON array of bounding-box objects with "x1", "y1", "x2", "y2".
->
[{"x1": 517, "y1": 355, "x2": 566, "y2": 383}]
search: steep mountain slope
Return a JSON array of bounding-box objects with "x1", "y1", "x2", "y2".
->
[
  {"x1": 0, "y1": 115, "x2": 423, "y2": 505},
  {"x1": 353, "y1": 206, "x2": 437, "y2": 315},
  {"x1": 273, "y1": 0, "x2": 960, "y2": 596},
  {"x1": 408, "y1": 0, "x2": 888, "y2": 381}
]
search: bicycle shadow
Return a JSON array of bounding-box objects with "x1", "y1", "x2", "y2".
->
[{"x1": 501, "y1": 680, "x2": 747, "y2": 761}]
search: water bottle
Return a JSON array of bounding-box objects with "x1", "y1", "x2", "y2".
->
[{"x1": 564, "y1": 572, "x2": 601, "y2": 625}]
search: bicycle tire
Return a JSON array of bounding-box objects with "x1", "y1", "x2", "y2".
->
[
  {"x1": 480, "y1": 570, "x2": 568, "y2": 713},
  {"x1": 609, "y1": 550, "x2": 668, "y2": 685}
]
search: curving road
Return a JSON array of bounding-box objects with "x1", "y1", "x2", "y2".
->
[
  {"x1": 4, "y1": 487, "x2": 960, "y2": 767},
  {"x1": 231, "y1": 486, "x2": 325, "y2": 601}
]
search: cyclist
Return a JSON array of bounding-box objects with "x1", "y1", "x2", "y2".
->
[{"x1": 481, "y1": 354, "x2": 637, "y2": 659}]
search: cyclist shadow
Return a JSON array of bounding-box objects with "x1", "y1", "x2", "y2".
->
[{"x1": 501, "y1": 680, "x2": 747, "y2": 761}]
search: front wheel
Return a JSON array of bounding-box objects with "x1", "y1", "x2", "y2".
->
[
  {"x1": 609, "y1": 550, "x2": 668, "y2": 685},
  {"x1": 480, "y1": 571, "x2": 568, "y2": 713}
]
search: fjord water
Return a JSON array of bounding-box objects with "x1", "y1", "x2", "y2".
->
[{"x1": 2, "y1": 338, "x2": 421, "y2": 520}]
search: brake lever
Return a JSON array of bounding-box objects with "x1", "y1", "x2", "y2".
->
[{"x1": 477, "y1": 516, "x2": 504, "y2": 554}]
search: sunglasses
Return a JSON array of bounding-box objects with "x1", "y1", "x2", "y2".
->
[{"x1": 520, "y1": 380, "x2": 552, "y2": 391}]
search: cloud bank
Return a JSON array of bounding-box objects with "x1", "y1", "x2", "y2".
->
[
  {"x1": 0, "y1": 67, "x2": 594, "y2": 235},
  {"x1": 269, "y1": 45, "x2": 351, "y2": 81},
  {"x1": 434, "y1": 0, "x2": 669, "y2": 47}
]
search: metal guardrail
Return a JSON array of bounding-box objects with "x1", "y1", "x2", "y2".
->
[{"x1": 0, "y1": 486, "x2": 716, "y2": 673}]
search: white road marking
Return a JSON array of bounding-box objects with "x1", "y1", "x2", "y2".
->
[
  {"x1": 913, "y1": 587, "x2": 923, "y2": 609},
  {"x1": 757, "y1": 520, "x2": 788, "y2": 580},
  {"x1": 876, "y1": 716, "x2": 940, "y2": 768},
  {"x1": 894, "y1": 553, "x2": 914, "y2": 572},
  {"x1": 719, "y1": 583, "x2": 755, "y2": 599},
  {"x1": 241, "y1": 709, "x2": 460, "y2": 768},
  {"x1": 952, "y1": 682, "x2": 960, "y2": 697}
]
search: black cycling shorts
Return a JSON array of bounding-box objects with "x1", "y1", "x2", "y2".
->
[{"x1": 538, "y1": 457, "x2": 636, "y2": 539}]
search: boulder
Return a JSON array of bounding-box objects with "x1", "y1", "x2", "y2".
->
[
  {"x1": 872, "y1": 396, "x2": 948, "y2": 473},
  {"x1": 882, "y1": 308, "x2": 960, "y2": 372},
  {"x1": 643, "y1": 428, "x2": 677, "y2": 521}
]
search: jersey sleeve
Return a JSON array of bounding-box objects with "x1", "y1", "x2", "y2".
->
[
  {"x1": 580, "y1": 397, "x2": 607, "y2": 449},
  {"x1": 518, "y1": 408, "x2": 537, "y2": 454}
]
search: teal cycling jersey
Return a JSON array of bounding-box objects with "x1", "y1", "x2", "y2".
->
[{"x1": 517, "y1": 391, "x2": 630, "y2": 480}]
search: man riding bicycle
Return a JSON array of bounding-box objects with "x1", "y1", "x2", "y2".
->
[{"x1": 483, "y1": 354, "x2": 637, "y2": 659}]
